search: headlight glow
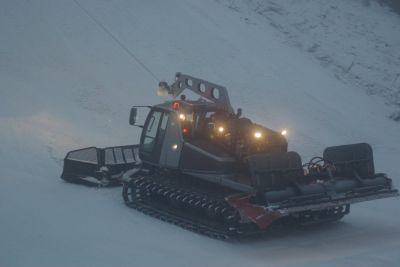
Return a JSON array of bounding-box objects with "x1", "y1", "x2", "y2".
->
[
  {"x1": 254, "y1": 131, "x2": 262, "y2": 139},
  {"x1": 218, "y1": 126, "x2": 224, "y2": 133},
  {"x1": 179, "y1": 113, "x2": 186, "y2": 120},
  {"x1": 281, "y1": 129, "x2": 287, "y2": 136}
]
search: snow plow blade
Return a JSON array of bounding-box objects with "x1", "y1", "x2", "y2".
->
[
  {"x1": 61, "y1": 145, "x2": 140, "y2": 186},
  {"x1": 230, "y1": 143, "x2": 399, "y2": 230}
]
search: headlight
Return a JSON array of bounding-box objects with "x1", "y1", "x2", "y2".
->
[
  {"x1": 281, "y1": 129, "x2": 287, "y2": 136},
  {"x1": 254, "y1": 131, "x2": 262, "y2": 139},
  {"x1": 179, "y1": 113, "x2": 186, "y2": 120},
  {"x1": 218, "y1": 126, "x2": 224, "y2": 133}
]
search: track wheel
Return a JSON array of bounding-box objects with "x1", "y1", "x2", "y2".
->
[{"x1": 122, "y1": 177, "x2": 149, "y2": 206}]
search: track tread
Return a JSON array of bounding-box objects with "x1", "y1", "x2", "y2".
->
[{"x1": 123, "y1": 175, "x2": 244, "y2": 240}]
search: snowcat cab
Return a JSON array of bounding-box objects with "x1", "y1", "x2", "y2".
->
[{"x1": 61, "y1": 73, "x2": 398, "y2": 239}]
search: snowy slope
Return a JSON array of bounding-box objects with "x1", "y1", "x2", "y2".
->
[
  {"x1": 219, "y1": 0, "x2": 400, "y2": 117},
  {"x1": 1, "y1": 0, "x2": 399, "y2": 266}
]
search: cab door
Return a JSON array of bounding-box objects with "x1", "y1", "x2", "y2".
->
[{"x1": 139, "y1": 109, "x2": 169, "y2": 164}]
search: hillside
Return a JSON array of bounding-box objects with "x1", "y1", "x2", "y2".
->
[{"x1": 0, "y1": 0, "x2": 399, "y2": 266}]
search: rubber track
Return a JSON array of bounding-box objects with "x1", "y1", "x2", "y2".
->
[
  {"x1": 123, "y1": 175, "x2": 348, "y2": 240},
  {"x1": 123, "y1": 175, "x2": 248, "y2": 240},
  {"x1": 125, "y1": 200, "x2": 233, "y2": 240}
]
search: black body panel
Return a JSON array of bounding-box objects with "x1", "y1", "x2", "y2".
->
[
  {"x1": 324, "y1": 143, "x2": 374, "y2": 178},
  {"x1": 247, "y1": 151, "x2": 303, "y2": 189},
  {"x1": 179, "y1": 142, "x2": 236, "y2": 173}
]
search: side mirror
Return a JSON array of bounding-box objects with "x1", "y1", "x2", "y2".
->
[
  {"x1": 236, "y1": 108, "x2": 242, "y2": 118},
  {"x1": 129, "y1": 107, "x2": 137, "y2": 125}
]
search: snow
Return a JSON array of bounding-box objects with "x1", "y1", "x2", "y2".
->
[
  {"x1": 219, "y1": 0, "x2": 400, "y2": 116},
  {"x1": 0, "y1": 0, "x2": 399, "y2": 266}
]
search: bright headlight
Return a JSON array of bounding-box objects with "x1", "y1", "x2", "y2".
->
[
  {"x1": 254, "y1": 131, "x2": 262, "y2": 139},
  {"x1": 281, "y1": 129, "x2": 287, "y2": 136},
  {"x1": 218, "y1": 126, "x2": 224, "y2": 133},
  {"x1": 179, "y1": 113, "x2": 186, "y2": 120}
]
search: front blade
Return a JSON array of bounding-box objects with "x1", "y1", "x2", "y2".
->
[{"x1": 61, "y1": 145, "x2": 140, "y2": 186}]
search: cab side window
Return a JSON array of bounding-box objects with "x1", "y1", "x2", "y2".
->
[{"x1": 142, "y1": 111, "x2": 163, "y2": 153}]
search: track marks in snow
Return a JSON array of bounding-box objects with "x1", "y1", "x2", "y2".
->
[
  {"x1": 219, "y1": 0, "x2": 400, "y2": 120},
  {"x1": 75, "y1": 86, "x2": 111, "y2": 115}
]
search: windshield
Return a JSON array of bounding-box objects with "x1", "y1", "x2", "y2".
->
[{"x1": 180, "y1": 109, "x2": 233, "y2": 144}]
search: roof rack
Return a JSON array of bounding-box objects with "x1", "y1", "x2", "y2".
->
[{"x1": 166, "y1": 72, "x2": 234, "y2": 113}]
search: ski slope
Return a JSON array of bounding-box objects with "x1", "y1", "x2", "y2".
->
[{"x1": 1, "y1": 0, "x2": 399, "y2": 266}]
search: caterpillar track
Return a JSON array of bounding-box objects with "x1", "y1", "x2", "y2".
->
[
  {"x1": 122, "y1": 172, "x2": 349, "y2": 240},
  {"x1": 122, "y1": 173, "x2": 249, "y2": 240}
]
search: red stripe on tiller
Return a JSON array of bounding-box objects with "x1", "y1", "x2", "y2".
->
[{"x1": 225, "y1": 193, "x2": 282, "y2": 230}]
